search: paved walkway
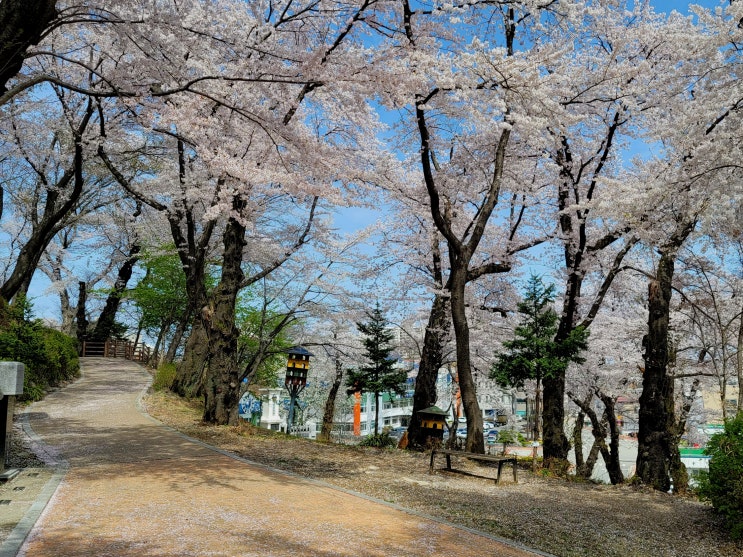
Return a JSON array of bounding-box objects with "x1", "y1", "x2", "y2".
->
[{"x1": 10, "y1": 359, "x2": 543, "y2": 556}]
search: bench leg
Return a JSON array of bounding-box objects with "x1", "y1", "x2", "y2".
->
[
  {"x1": 429, "y1": 451, "x2": 436, "y2": 474},
  {"x1": 445, "y1": 453, "x2": 452, "y2": 470},
  {"x1": 496, "y1": 461, "x2": 503, "y2": 484},
  {"x1": 512, "y1": 459, "x2": 518, "y2": 483}
]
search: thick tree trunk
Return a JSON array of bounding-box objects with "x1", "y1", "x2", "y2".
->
[
  {"x1": 543, "y1": 266, "x2": 583, "y2": 467},
  {"x1": 172, "y1": 306, "x2": 209, "y2": 396},
  {"x1": 636, "y1": 234, "x2": 690, "y2": 491},
  {"x1": 318, "y1": 354, "x2": 344, "y2": 443},
  {"x1": 169, "y1": 248, "x2": 213, "y2": 394},
  {"x1": 0, "y1": 0, "x2": 57, "y2": 95},
  {"x1": 637, "y1": 253, "x2": 674, "y2": 491},
  {"x1": 202, "y1": 198, "x2": 245, "y2": 425},
  {"x1": 542, "y1": 372, "x2": 569, "y2": 467},
  {"x1": 91, "y1": 244, "x2": 141, "y2": 341},
  {"x1": 450, "y1": 269, "x2": 484, "y2": 453},
  {"x1": 407, "y1": 291, "x2": 449, "y2": 450}
]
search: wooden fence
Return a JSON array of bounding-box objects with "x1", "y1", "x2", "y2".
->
[{"x1": 80, "y1": 339, "x2": 152, "y2": 364}]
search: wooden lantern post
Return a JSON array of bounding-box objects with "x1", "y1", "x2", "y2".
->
[{"x1": 284, "y1": 347, "x2": 313, "y2": 435}]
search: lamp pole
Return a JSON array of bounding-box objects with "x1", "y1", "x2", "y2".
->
[{"x1": 284, "y1": 346, "x2": 313, "y2": 435}]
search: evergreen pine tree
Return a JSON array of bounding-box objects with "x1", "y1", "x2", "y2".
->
[
  {"x1": 346, "y1": 304, "x2": 407, "y2": 435},
  {"x1": 491, "y1": 275, "x2": 589, "y2": 439}
]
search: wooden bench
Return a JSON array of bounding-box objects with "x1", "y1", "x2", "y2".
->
[{"x1": 429, "y1": 448, "x2": 518, "y2": 484}]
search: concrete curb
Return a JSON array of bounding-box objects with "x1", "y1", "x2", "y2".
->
[{"x1": 0, "y1": 409, "x2": 69, "y2": 557}]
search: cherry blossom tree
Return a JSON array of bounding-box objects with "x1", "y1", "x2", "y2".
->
[{"x1": 611, "y1": 2, "x2": 743, "y2": 491}]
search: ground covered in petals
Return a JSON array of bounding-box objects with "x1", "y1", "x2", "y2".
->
[{"x1": 142, "y1": 390, "x2": 739, "y2": 557}]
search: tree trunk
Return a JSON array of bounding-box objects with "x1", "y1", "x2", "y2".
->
[
  {"x1": 636, "y1": 223, "x2": 693, "y2": 491},
  {"x1": 542, "y1": 372, "x2": 569, "y2": 467},
  {"x1": 164, "y1": 307, "x2": 191, "y2": 364},
  {"x1": 450, "y1": 268, "x2": 484, "y2": 453},
  {"x1": 668, "y1": 378, "x2": 700, "y2": 494},
  {"x1": 534, "y1": 377, "x2": 542, "y2": 441},
  {"x1": 0, "y1": 0, "x2": 57, "y2": 95},
  {"x1": 738, "y1": 304, "x2": 743, "y2": 410},
  {"x1": 91, "y1": 244, "x2": 141, "y2": 341},
  {"x1": 597, "y1": 390, "x2": 624, "y2": 485},
  {"x1": 569, "y1": 392, "x2": 603, "y2": 479},
  {"x1": 149, "y1": 324, "x2": 166, "y2": 367},
  {"x1": 543, "y1": 265, "x2": 583, "y2": 467},
  {"x1": 0, "y1": 102, "x2": 92, "y2": 303},
  {"x1": 636, "y1": 254, "x2": 675, "y2": 491},
  {"x1": 172, "y1": 310, "x2": 209, "y2": 397},
  {"x1": 318, "y1": 353, "x2": 344, "y2": 443},
  {"x1": 407, "y1": 291, "x2": 449, "y2": 450},
  {"x1": 202, "y1": 198, "x2": 246, "y2": 425},
  {"x1": 76, "y1": 281, "x2": 88, "y2": 349},
  {"x1": 572, "y1": 409, "x2": 585, "y2": 473},
  {"x1": 374, "y1": 392, "x2": 380, "y2": 435}
]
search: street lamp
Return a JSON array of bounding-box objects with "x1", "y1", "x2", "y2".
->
[{"x1": 284, "y1": 346, "x2": 313, "y2": 434}]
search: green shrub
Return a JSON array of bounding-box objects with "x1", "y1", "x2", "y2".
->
[
  {"x1": 497, "y1": 429, "x2": 526, "y2": 446},
  {"x1": 152, "y1": 363, "x2": 177, "y2": 391},
  {"x1": 0, "y1": 297, "x2": 79, "y2": 402},
  {"x1": 359, "y1": 432, "x2": 397, "y2": 448},
  {"x1": 698, "y1": 412, "x2": 743, "y2": 540}
]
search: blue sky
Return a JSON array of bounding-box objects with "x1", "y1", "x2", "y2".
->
[{"x1": 653, "y1": 0, "x2": 722, "y2": 12}]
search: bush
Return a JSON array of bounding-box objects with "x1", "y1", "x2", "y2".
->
[
  {"x1": 698, "y1": 412, "x2": 743, "y2": 539},
  {"x1": 152, "y1": 363, "x2": 177, "y2": 391},
  {"x1": 359, "y1": 432, "x2": 397, "y2": 448},
  {"x1": 497, "y1": 429, "x2": 526, "y2": 446},
  {"x1": 0, "y1": 297, "x2": 79, "y2": 402}
]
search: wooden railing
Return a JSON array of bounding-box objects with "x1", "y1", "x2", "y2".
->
[{"x1": 80, "y1": 339, "x2": 152, "y2": 363}]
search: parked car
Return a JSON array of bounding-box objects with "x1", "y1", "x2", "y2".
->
[{"x1": 387, "y1": 426, "x2": 407, "y2": 442}]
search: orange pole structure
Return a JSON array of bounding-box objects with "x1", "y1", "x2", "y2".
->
[{"x1": 353, "y1": 392, "x2": 361, "y2": 436}]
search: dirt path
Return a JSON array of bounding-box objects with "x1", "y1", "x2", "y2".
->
[{"x1": 18, "y1": 359, "x2": 544, "y2": 557}]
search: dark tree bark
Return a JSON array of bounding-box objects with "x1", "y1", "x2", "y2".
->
[
  {"x1": 408, "y1": 5, "x2": 550, "y2": 453},
  {"x1": 0, "y1": 0, "x2": 57, "y2": 95},
  {"x1": 569, "y1": 389, "x2": 624, "y2": 484},
  {"x1": 100, "y1": 138, "x2": 217, "y2": 395},
  {"x1": 43, "y1": 238, "x2": 76, "y2": 335},
  {"x1": 163, "y1": 306, "x2": 192, "y2": 364},
  {"x1": 407, "y1": 291, "x2": 449, "y2": 450},
  {"x1": 75, "y1": 281, "x2": 87, "y2": 347},
  {"x1": 407, "y1": 233, "x2": 450, "y2": 450},
  {"x1": 596, "y1": 390, "x2": 624, "y2": 485},
  {"x1": 636, "y1": 221, "x2": 695, "y2": 491},
  {"x1": 738, "y1": 306, "x2": 743, "y2": 409},
  {"x1": 202, "y1": 196, "x2": 246, "y2": 425},
  {"x1": 543, "y1": 244, "x2": 583, "y2": 466},
  {"x1": 572, "y1": 405, "x2": 586, "y2": 473},
  {"x1": 0, "y1": 99, "x2": 94, "y2": 303},
  {"x1": 318, "y1": 350, "x2": 344, "y2": 443},
  {"x1": 91, "y1": 243, "x2": 141, "y2": 341}
]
